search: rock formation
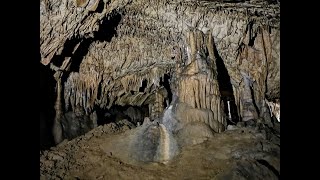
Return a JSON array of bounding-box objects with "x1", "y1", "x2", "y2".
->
[
  {"x1": 128, "y1": 118, "x2": 179, "y2": 164},
  {"x1": 40, "y1": 0, "x2": 280, "y2": 148}
]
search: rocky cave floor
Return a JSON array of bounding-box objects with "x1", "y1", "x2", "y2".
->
[{"x1": 40, "y1": 119, "x2": 280, "y2": 180}]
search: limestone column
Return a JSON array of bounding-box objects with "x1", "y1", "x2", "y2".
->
[
  {"x1": 176, "y1": 30, "x2": 226, "y2": 132},
  {"x1": 52, "y1": 71, "x2": 64, "y2": 144},
  {"x1": 149, "y1": 89, "x2": 165, "y2": 120}
]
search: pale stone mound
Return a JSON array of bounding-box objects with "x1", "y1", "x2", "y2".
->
[{"x1": 177, "y1": 122, "x2": 215, "y2": 146}]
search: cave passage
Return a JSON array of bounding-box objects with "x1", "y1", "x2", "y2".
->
[
  {"x1": 95, "y1": 105, "x2": 149, "y2": 126},
  {"x1": 214, "y1": 49, "x2": 239, "y2": 125},
  {"x1": 139, "y1": 79, "x2": 148, "y2": 92}
]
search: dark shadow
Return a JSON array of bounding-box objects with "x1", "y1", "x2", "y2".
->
[
  {"x1": 60, "y1": 10, "x2": 122, "y2": 76},
  {"x1": 213, "y1": 47, "x2": 240, "y2": 125},
  {"x1": 40, "y1": 63, "x2": 56, "y2": 150},
  {"x1": 250, "y1": 85, "x2": 260, "y2": 115},
  {"x1": 59, "y1": 10, "x2": 123, "y2": 96},
  {"x1": 51, "y1": 38, "x2": 80, "y2": 67},
  {"x1": 139, "y1": 79, "x2": 148, "y2": 92},
  {"x1": 96, "y1": 105, "x2": 149, "y2": 126},
  {"x1": 97, "y1": 82, "x2": 103, "y2": 100},
  {"x1": 257, "y1": 159, "x2": 280, "y2": 179},
  {"x1": 94, "y1": 11, "x2": 122, "y2": 42},
  {"x1": 247, "y1": 21, "x2": 257, "y2": 47},
  {"x1": 68, "y1": 38, "x2": 92, "y2": 72},
  {"x1": 95, "y1": 0, "x2": 105, "y2": 13},
  {"x1": 160, "y1": 74, "x2": 173, "y2": 107}
]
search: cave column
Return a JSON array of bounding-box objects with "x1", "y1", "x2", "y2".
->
[
  {"x1": 236, "y1": 72, "x2": 259, "y2": 122},
  {"x1": 149, "y1": 89, "x2": 165, "y2": 120},
  {"x1": 52, "y1": 71, "x2": 64, "y2": 144},
  {"x1": 176, "y1": 30, "x2": 226, "y2": 132},
  {"x1": 232, "y1": 26, "x2": 275, "y2": 123}
]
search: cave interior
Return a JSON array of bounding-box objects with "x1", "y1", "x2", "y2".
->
[{"x1": 40, "y1": 2, "x2": 280, "y2": 178}]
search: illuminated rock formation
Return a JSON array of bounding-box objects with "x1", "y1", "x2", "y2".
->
[{"x1": 40, "y1": 0, "x2": 280, "y2": 144}]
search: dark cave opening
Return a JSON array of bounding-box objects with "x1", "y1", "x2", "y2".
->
[
  {"x1": 94, "y1": 0, "x2": 105, "y2": 13},
  {"x1": 214, "y1": 50, "x2": 239, "y2": 125},
  {"x1": 95, "y1": 105, "x2": 149, "y2": 126},
  {"x1": 247, "y1": 21, "x2": 257, "y2": 47},
  {"x1": 40, "y1": 63, "x2": 56, "y2": 150},
  {"x1": 94, "y1": 11, "x2": 122, "y2": 42},
  {"x1": 160, "y1": 73, "x2": 173, "y2": 107},
  {"x1": 139, "y1": 79, "x2": 148, "y2": 92}
]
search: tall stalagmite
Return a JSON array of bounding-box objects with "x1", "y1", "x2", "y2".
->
[
  {"x1": 176, "y1": 30, "x2": 226, "y2": 132},
  {"x1": 52, "y1": 71, "x2": 63, "y2": 144}
]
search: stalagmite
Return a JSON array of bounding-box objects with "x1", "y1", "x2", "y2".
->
[
  {"x1": 177, "y1": 30, "x2": 225, "y2": 132},
  {"x1": 158, "y1": 124, "x2": 170, "y2": 163},
  {"x1": 52, "y1": 71, "x2": 64, "y2": 144}
]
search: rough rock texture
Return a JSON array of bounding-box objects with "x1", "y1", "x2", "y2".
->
[
  {"x1": 176, "y1": 30, "x2": 226, "y2": 132},
  {"x1": 266, "y1": 98, "x2": 280, "y2": 122},
  {"x1": 52, "y1": 72, "x2": 64, "y2": 144},
  {"x1": 40, "y1": 0, "x2": 280, "y2": 169},
  {"x1": 176, "y1": 121, "x2": 215, "y2": 146},
  {"x1": 40, "y1": 119, "x2": 280, "y2": 179},
  {"x1": 61, "y1": 107, "x2": 98, "y2": 140}
]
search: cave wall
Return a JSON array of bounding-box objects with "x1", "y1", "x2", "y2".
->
[{"x1": 40, "y1": 0, "x2": 280, "y2": 143}]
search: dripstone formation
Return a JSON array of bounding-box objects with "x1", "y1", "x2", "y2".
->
[{"x1": 40, "y1": 0, "x2": 280, "y2": 151}]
